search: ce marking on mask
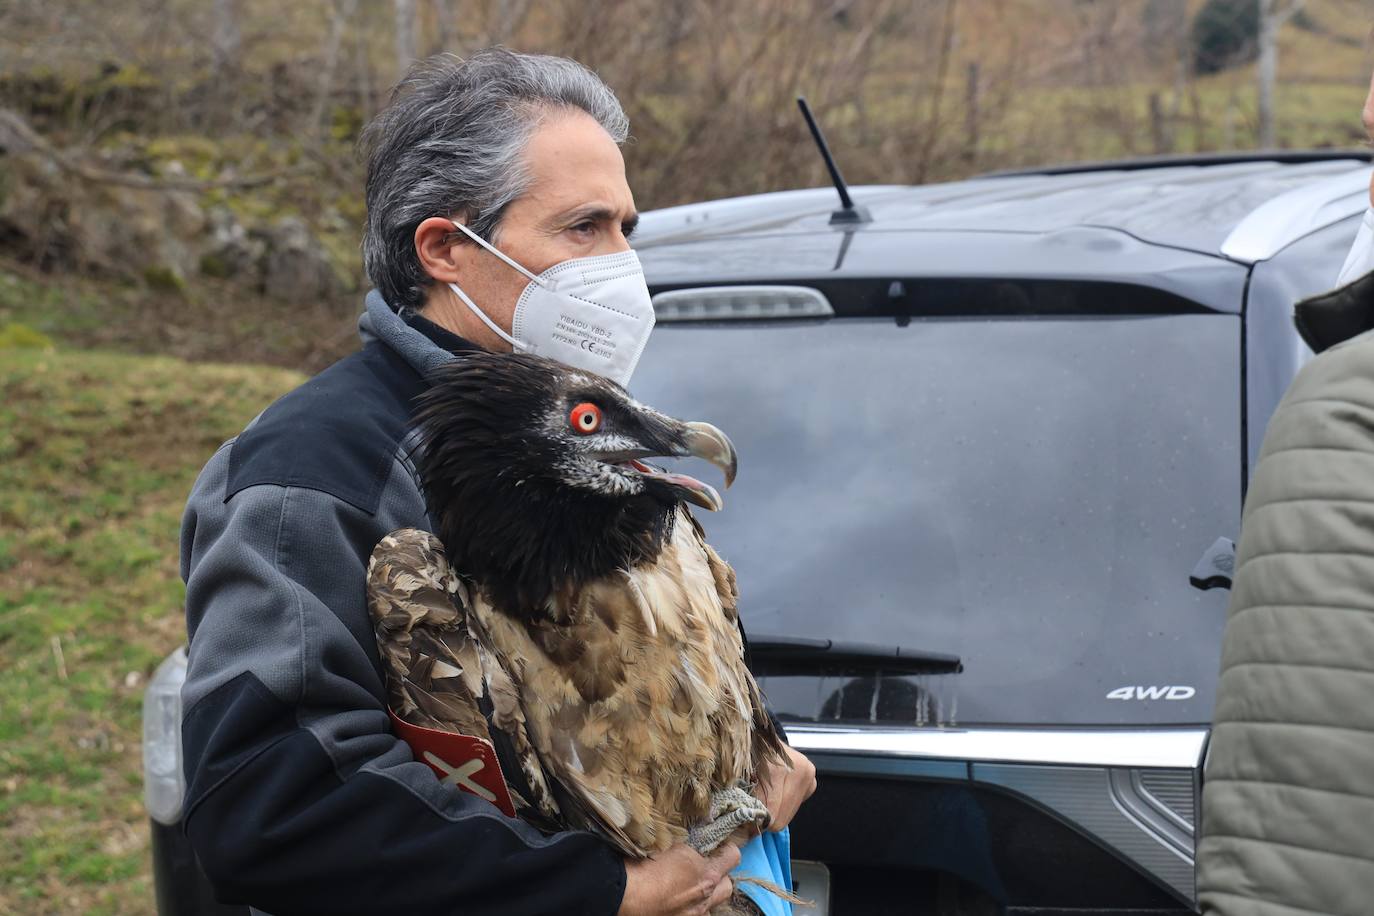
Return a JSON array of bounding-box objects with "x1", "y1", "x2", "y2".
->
[{"x1": 554, "y1": 313, "x2": 617, "y2": 359}]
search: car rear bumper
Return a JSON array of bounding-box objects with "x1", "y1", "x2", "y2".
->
[{"x1": 785, "y1": 725, "x2": 1206, "y2": 911}]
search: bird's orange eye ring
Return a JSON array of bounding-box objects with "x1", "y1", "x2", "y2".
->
[{"x1": 570, "y1": 402, "x2": 602, "y2": 435}]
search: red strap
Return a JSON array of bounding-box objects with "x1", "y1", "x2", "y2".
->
[{"x1": 388, "y1": 710, "x2": 517, "y2": 817}]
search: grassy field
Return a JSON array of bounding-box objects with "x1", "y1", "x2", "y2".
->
[{"x1": 0, "y1": 342, "x2": 301, "y2": 914}]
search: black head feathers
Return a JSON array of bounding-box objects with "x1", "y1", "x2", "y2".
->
[{"x1": 411, "y1": 351, "x2": 736, "y2": 617}]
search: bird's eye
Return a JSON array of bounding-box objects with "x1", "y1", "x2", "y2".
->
[{"x1": 569, "y1": 402, "x2": 602, "y2": 435}]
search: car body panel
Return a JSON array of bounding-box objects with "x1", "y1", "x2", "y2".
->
[
  {"x1": 638, "y1": 225, "x2": 1250, "y2": 314},
  {"x1": 1243, "y1": 213, "x2": 1363, "y2": 471},
  {"x1": 635, "y1": 159, "x2": 1370, "y2": 260}
]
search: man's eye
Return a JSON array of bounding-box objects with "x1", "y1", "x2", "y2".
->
[{"x1": 570, "y1": 222, "x2": 596, "y2": 235}]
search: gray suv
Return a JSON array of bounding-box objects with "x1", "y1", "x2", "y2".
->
[{"x1": 145, "y1": 150, "x2": 1372, "y2": 915}]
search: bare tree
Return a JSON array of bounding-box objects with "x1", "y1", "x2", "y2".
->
[
  {"x1": 313, "y1": 0, "x2": 359, "y2": 141},
  {"x1": 430, "y1": 0, "x2": 455, "y2": 54},
  {"x1": 394, "y1": 0, "x2": 418, "y2": 77},
  {"x1": 486, "y1": 0, "x2": 532, "y2": 46},
  {"x1": 1258, "y1": 0, "x2": 1305, "y2": 147},
  {"x1": 211, "y1": 0, "x2": 241, "y2": 75},
  {"x1": 1143, "y1": 0, "x2": 1189, "y2": 152}
]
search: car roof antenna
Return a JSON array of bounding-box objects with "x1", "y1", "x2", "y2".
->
[{"x1": 797, "y1": 96, "x2": 872, "y2": 226}]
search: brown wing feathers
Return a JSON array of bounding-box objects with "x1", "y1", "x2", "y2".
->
[
  {"x1": 366, "y1": 530, "x2": 491, "y2": 740},
  {"x1": 367, "y1": 528, "x2": 562, "y2": 822},
  {"x1": 368, "y1": 512, "x2": 785, "y2": 859}
]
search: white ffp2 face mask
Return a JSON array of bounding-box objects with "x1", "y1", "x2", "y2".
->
[{"x1": 444, "y1": 219, "x2": 656, "y2": 388}]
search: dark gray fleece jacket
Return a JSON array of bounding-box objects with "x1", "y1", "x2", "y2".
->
[{"x1": 178, "y1": 291, "x2": 626, "y2": 916}]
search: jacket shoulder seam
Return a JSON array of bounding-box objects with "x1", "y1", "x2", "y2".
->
[{"x1": 275, "y1": 485, "x2": 309, "y2": 706}]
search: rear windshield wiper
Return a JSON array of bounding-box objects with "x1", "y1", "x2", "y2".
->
[{"x1": 745, "y1": 634, "x2": 963, "y2": 677}]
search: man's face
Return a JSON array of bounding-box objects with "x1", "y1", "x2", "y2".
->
[{"x1": 419, "y1": 109, "x2": 639, "y2": 350}]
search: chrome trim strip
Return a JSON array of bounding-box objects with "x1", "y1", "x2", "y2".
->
[
  {"x1": 803, "y1": 751, "x2": 967, "y2": 782},
  {"x1": 1219, "y1": 164, "x2": 1371, "y2": 263},
  {"x1": 786, "y1": 725, "x2": 1209, "y2": 769}
]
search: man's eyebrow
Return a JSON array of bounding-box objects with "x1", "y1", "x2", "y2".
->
[{"x1": 557, "y1": 206, "x2": 641, "y2": 236}]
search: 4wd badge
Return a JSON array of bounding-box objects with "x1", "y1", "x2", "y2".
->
[{"x1": 1106, "y1": 685, "x2": 1196, "y2": 701}]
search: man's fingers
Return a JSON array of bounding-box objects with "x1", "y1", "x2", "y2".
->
[{"x1": 707, "y1": 875, "x2": 735, "y2": 909}]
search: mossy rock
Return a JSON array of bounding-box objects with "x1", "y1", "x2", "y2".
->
[
  {"x1": 198, "y1": 252, "x2": 232, "y2": 279},
  {"x1": 0, "y1": 323, "x2": 55, "y2": 349},
  {"x1": 141, "y1": 265, "x2": 187, "y2": 295}
]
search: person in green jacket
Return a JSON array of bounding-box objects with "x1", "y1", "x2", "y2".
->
[{"x1": 1197, "y1": 70, "x2": 1374, "y2": 916}]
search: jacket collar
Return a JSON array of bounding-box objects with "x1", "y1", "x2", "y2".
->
[
  {"x1": 1293, "y1": 268, "x2": 1374, "y2": 354},
  {"x1": 358, "y1": 289, "x2": 479, "y2": 379}
]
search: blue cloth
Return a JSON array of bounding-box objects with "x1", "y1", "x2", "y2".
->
[{"x1": 732, "y1": 828, "x2": 793, "y2": 915}]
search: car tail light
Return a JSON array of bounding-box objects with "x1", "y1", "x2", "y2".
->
[
  {"x1": 652, "y1": 285, "x2": 834, "y2": 322},
  {"x1": 143, "y1": 647, "x2": 188, "y2": 825}
]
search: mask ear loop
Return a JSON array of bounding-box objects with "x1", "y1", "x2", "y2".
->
[
  {"x1": 444, "y1": 218, "x2": 544, "y2": 352},
  {"x1": 449, "y1": 219, "x2": 546, "y2": 287},
  {"x1": 445, "y1": 281, "x2": 528, "y2": 351}
]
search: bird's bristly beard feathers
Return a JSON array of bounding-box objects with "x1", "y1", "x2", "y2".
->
[{"x1": 411, "y1": 351, "x2": 737, "y2": 617}]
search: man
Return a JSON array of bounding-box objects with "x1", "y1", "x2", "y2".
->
[
  {"x1": 179, "y1": 48, "x2": 815, "y2": 916},
  {"x1": 1195, "y1": 69, "x2": 1374, "y2": 916}
]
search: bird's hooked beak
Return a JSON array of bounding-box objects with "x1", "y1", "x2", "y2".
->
[
  {"x1": 602, "y1": 420, "x2": 738, "y2": 512},
  {"x1": 682, "y1": 421, "x2": 738, "y2": 488}
]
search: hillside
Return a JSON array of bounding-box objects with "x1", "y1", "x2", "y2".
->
[{"x1": 1, "y1": 0, "x2": 1370, "y2": 364}]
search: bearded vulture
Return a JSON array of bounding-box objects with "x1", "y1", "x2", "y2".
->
[{"x1": 366, "y1": 351, "x2": 790, "y2": 894}]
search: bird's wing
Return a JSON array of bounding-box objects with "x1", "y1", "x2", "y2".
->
[
  {"x1": 367, "y1": 528, "x2": 562, "y2": 822},
  {"x1": 690, "y1": 512, "x2": 741, "y2": 624},
  {"x1": 682, "y1": 513, "x2": 790, "y2": 778},
  {"x1": 367, "y1": 528, "x2": 490, "y2": 738},
  {"x1": 468, "y1": 506, "x2": 787, "y2": 858}
]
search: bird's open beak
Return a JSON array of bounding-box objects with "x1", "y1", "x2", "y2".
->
[
  {"x1": 624, "y1": 460, "x2": 724, "y2": 512},
  {"x1": 600, "y1": 420, "x2": 738, "y2": 512},
  {"x1": 649, "y1": 420, "x2": 737, "y2": 512}
]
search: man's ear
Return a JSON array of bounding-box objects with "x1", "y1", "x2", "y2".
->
[{"x1": 415, "y1": 216, "x2": 468, "y2": 283}]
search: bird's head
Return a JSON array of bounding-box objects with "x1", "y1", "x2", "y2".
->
[{"x1": 412, "y1": 351, "x2": 737, "y2": 615}]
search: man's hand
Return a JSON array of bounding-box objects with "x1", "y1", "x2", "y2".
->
[
  {"x1": 619, "y1": 843, "x2": 740, "y2": 916},
  {"x1": 756, "y1": 744, "x2": 817, "y2": 833}
]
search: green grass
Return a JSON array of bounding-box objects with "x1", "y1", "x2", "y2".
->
[{"x1": 0, "y1": 346, "x2": 302, "y2": 915}]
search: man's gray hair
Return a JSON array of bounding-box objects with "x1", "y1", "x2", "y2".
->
[{"x1": 359, "y1": 48, "x2": 629, "y2": 313}]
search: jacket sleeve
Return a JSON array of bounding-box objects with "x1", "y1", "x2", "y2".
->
[{"x1": 178, "y1": 442, "x2": 627, "y2": 916}]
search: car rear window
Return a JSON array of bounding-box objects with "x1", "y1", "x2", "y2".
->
[{"x1": 630, "y1": 312, "x2": 1239, "y2": 727}]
